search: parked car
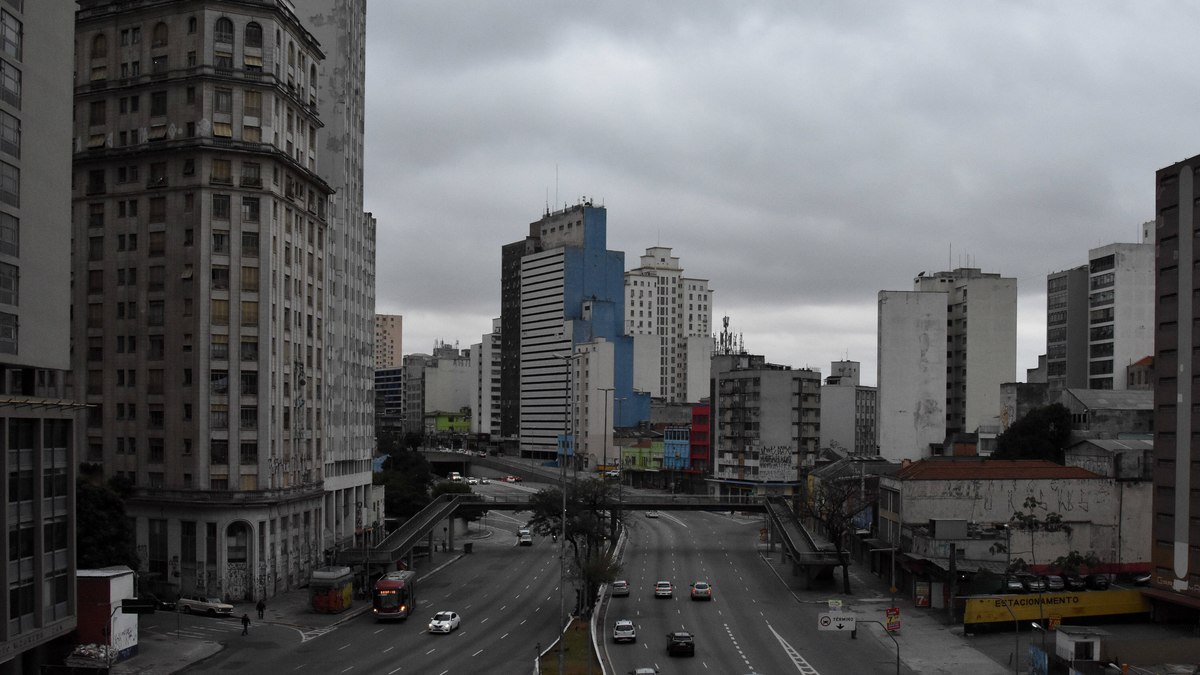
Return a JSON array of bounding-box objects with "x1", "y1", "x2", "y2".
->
[
  {"x1": 690, "y1": 581, "x2": 713, "y2": 601},
  {"x1": 611, "y1": 580, "x2": 630, "y2": 597},
  {"x1": 1000, "y1": 576, "x2": 1025, "y2": 594},
  {"x1": 428, "y1": 610, "x2": 461, "y2": 634},
  {"x1": 1086, "y1": 574, "x2": 1111, "y2": 590},
  {"x1": 1021, "y1": 575, "x2": 1047, "y2": 593},
  {"x1": 177, "y1": 594, "x2": 233, "y2": 616},
  {"x1": 1063, "y1": 574, "x2": 1087, "y2": 591},
  {"x1": 666, "y1": 631, "x2": 695, "y2": 657},
  {"x1": 613, "y1": 619, "x2": 637, "y2": 643},
  {"x1": 142, "y1": 592, "x2": 176, "y2": 612},
  {"x1": 654, "y1": 581, "x2": 674, "y2": 598},
  {"x1": 1042, "y1": 575, "x2": 1065, "y2": 592}
]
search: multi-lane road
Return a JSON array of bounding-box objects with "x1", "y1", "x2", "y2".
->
[{"x1": 173, "y1": 475, "x2": 910, "y2": 674}]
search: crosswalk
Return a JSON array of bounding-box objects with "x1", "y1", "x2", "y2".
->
[{"x1": 147, "y1": 621, "x2": 240, "y2": 641}]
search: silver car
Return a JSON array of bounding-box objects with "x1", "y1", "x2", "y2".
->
[
  {"x1": 613, "y1": 618, "x2": 636, "y2": 643},
  {"x1": 428, "y1": 610, "x2": 460, "y2": 633}
]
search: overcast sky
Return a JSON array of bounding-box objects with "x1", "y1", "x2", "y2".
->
[{"x1": 362, "y1": 2, "x2": 1184, "y2": 387}]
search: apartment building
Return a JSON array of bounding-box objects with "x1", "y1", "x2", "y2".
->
[
  {"x1": 709, "y1": 353, "x2": 820, "y2": 498},
  {"x1": 1047, "y1": 230, "x2": 1154, "y2": 392},
  {"x1": 73, "y1": 0, "x2": 334, "y2": 601},
  {"x1": 374, "y1": 313, "x2": 402, "y2": 369},
  {"x1": 624, "y1": 246, "x2": 713, "y2": 403},
  {"x1": 0, "y1": 4, "x2": 80, "y2": 673}
]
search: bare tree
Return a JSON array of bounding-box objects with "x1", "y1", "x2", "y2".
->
[
  {"x1": 526, "y1": 478, "x2": 624, "y2": 615},
  {"x1": 799, "y1": 475, "x2": 874, "y2": 594}
]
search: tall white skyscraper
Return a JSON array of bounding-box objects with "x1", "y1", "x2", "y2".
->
[{"x1": 624, "y1": 246, "x2": 713, "y2": 403}]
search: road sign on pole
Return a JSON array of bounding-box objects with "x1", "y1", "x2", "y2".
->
[{"x1": 818, "y1": 612, "x2": 857, "y2": 631}]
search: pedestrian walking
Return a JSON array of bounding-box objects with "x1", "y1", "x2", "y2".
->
[
  {"x1": 256, "y1": 599, "x2": 265, "y2": 619},
  {"x1": 241, "y1": 613, "x2": 251, "y2": 636}
]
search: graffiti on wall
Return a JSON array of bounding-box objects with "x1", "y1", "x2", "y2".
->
[
  {"x1": 759, "y1": 445, "x2": 795, "y2": 483},
  {"x1": 227, "y1": 563, "x2": 249, "y2": 601}
]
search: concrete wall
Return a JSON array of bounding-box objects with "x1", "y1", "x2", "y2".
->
[{"x1": 877, "y1": 291, "x2": 946, "y2": 460}]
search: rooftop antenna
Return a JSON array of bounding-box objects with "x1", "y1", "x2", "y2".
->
[{"x1": 555, "y1": 164, "x2": 559, "y2": 213}]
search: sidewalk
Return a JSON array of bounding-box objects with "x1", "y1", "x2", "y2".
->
[
  {"x1": 759, "y1": 542, "x2": 1009, "y2": 675},
  {"x1": 108, "y1": 531, "x2": 487, "y2": 675}
]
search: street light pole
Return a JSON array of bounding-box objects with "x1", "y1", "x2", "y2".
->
[
  {"x1": 598, "y1": 387, "x2": 613, "y2": 475},
  {"x1": 551, "y1": 350, "x2": 580, "y2": 675}
]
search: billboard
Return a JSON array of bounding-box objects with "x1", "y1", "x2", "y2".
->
[
  {"x1": 758, "y1": 445, "x2": 795, "y2": 482},
  {"x1": 963, "y1": 590, "x2": 1150, "y2": 624}
]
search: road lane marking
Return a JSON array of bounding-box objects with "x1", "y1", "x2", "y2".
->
[
  {"x1": 382, "y1": 646, "x2": 394, "y2": 653},
  {"x1": 387, "y1": 668, "x2": 401, "y2": 674},
  {"x1": 340, "y1": 667, "x2": 354, "y2": 673},
  {"x1": 373, "y1": 628, "x2": 384, "y2": 635},
  {"x1": 767, "y1": 622, "x2": 820, "y2": 674},
  {"x1": 472, "y1": 650, "x2": 483, "y2": 656},
  {"x1": 337, "y1": 643, "x2": 351, "y2": 650}
]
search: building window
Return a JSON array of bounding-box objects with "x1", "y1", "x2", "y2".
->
[
  {"x1": 242, "y1": 231, "x2": 259, "y2": 257},
  {"x1": 212, "y1": 194, "x2": 230, "y2": 220},
  {"x1": 241, "y1": 197, "x2": 259, "y2": 222},
  {"x1": 240, "y1": 442, "x2": 258, "y2": 463},
  {"x1": 210, "y1": 438, "x2": 228, "y2": 462},
  {"x1": 211, "y1": 299, "x2": 229, "y2": 325},
  {"x1": 0, "y1": 311, "x2": 15, "y2": 354},
  {"x1": 240, "y1": 301, "x2": 257, "y2": 326},
  {"x1": 210, "y1": 159, "x2": 231, "y2": 185},
  {"x1": 150, "y1": 90, "x2": 167, "y2": 117},
  {"x1": 151, "y1": 22, "x2": 167, "y2": 48},
  {"x1": 241, "y1": 266, "x2": 259, "y2": 292},
  {"x1": 214, "y1": 17, "x2": 234, "y2": 44},
  {"x1": 245, "y1": 22, "x2": 262, "y2": 48},
  {"x1": 0, "y1": 261, "x2": 17, "y2": 305},
  {"x1": 240, "y1": 370, "x2": 257, "y2": 395},
  {"x1": 0, "y1": 12, "x2": 19, "y2": 61},
  {"x1": 212, "y1": 230, "x2": 229, "y2": 254},
  {"x1": 211, "y1": 333, "x2": 228, "y2": 360},
  {"x1": 91, "y1": 33, "x2": 107, "y2": 59},
  {"x1": 0, "y1": 58, "x2": 18, "y2": 108},
  {"x1": 210, "y1": 369, "x2": 228, "y2": 394},
  {"x1": 214, "y1": 88, "x2": 232, "y2": 114},
  {"x1": 0, "y1": 110, "x2": 16, "y2": 158},
  {"x1": 0, "y1": 160, "x2": 16, "y2": 206},
  {"x1": 244, "y1": 90, "x2": 261, "y2": 117},
  {"x1": 241, "y1": 162, "x2": 261, "y2": 187},
  {"x1": 211, "y1": 265, "x2": 229, "y2": 290},
  {"x1": 89, "y1": 100, "x2": 106, "y2": 126},
  {"x1": 0, "y1": 212, "x2": 18, "y2": 256}
]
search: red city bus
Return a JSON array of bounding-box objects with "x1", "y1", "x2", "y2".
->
[{"x1": 373, "y1": 570, "x2": 417, "y2": 621}]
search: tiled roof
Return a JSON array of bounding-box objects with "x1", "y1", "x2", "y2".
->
[{"x1": 893, "y1": 458, "x2": 1102, "y2": 481}]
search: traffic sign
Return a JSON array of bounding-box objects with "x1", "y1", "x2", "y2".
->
[{"x1": 817, "y1": 612, "x2": 856, "y2": 631}]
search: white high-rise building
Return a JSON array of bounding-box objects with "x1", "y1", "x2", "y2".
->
[
  {"x1": 470, "y1": 319, "x2": 501, "y2": 438},
  {"x1": 819, "y1": 361, "x2": 878, "y2": 455},
  {"x1": 1046, "y1": 225, "x2": 1155, "y2": 392},
  {"x1": 292, "y1": 0, "x2": 377, "y2": 553},
  {"x1": 877, "y1": 291, "x2": 948, "y2": 461},
  {"x1": 913, "y1": 268, "x2": 1017, "y2": 435},
  {"x1": 625, "y1": 246, "x2": 713, "y2": 403}
]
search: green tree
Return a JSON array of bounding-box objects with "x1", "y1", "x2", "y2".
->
[
  {"x1": 373, "y1": 448, "x2": 434, "y2": 518},
  {"x1": 526, "y1": 478, "x2": 623, "y2": 615},
  {"x1": 993, "y1": 403, "x2": 1071, "y2": 463},
  {"x1": 76, "y1": 476, "x2": 140, "y2": 570}
]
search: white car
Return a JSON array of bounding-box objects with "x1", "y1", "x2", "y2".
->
[
  {"x1": 479, "y1": 477, "x2": 490, "y2": 485},
  {"x1": 428, "y1": 610, "x2": 460, "y2": 634},
  {"x1": 467, "y1": 477, "x2": 479, "y2": 485},
  {"x1": 645, "y1": 510, "x2": 659, "y2": 518},
  {"x1": 613, "y1": 618, "x2": 636, "y2": 643},
  {"x1": 177, "y1": 594, "x2": 234, "y2": 616}
]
